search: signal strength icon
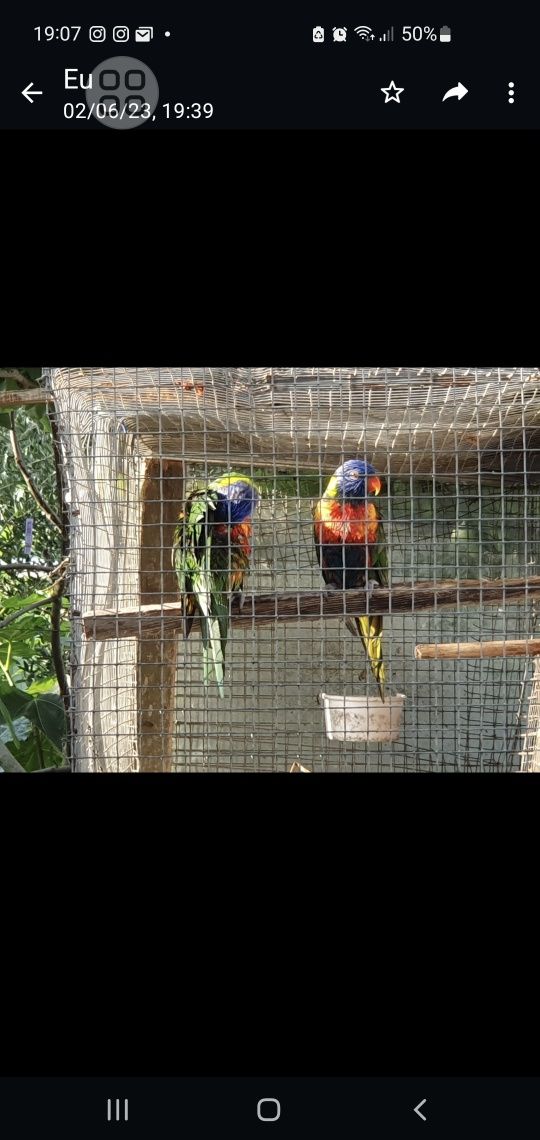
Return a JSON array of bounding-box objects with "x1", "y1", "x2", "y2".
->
[
  {"x1": 354, "y1": 25, "x2": 373, "y2": 40},
  {"x1": 379, "y1": 26, "x2": 394, "y2": 41}
]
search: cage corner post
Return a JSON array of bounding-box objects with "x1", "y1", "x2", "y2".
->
[
  {"x1": 521, "y1": 654, "x2": 540, "y2": 772},
  {"x1": 137, "y1": 458, "x2": 184, "y2": 771}
]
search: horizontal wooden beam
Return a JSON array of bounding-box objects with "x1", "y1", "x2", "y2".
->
[
  {"x1": 416, "y1": 638, "x2": 540, "y2": 660},
  {"x1": 0, "y1": 390, "x2": 53, "y2": 407},
  {"x1": 82, "y1": 574, "x2": 540, "y2": 641}
]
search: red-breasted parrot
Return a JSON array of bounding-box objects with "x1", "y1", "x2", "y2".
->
[
  {"x1": 173, "y1": 473, "x2": 259, "y2": 697},
  {"x1": 313, "y1": 459, "x2": 388, "y2": 700}
]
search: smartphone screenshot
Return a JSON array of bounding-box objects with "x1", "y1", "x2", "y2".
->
[{"x1": 1, "y1": 1, "x2": 534, "y2": 1136}]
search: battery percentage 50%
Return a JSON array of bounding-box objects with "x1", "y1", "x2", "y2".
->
[{"x1": 402, "y1": 26, "x2": 437, "y2": 41}]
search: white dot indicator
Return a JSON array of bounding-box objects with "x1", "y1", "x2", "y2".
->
[{"x1": 165, "y1": 30, "x2": 171, "y2": 37}]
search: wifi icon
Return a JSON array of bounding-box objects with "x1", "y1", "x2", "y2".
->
[{"x1": 354, "y1": 25, "x2": 373, "y2": 39}]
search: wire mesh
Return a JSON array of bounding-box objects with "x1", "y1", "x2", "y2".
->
[{"x1": 48, "y1": 367, "x2": 540, "y2": 772}]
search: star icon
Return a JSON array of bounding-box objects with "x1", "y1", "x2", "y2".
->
[{"x1": 381, "y1": 80, "x2": 404, "y2": 103}]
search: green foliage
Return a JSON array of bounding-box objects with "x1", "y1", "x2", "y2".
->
[
  {"x1": 189, "y1": 465, "x2": 323, "y2": 500},
  {"x1": 0, "y1": 368, "x2": 68, "y2": 770},
  {"x1": 0, "y1": 672, "x2": 67, "y2": 770},
  {"x1": 0, "y1": 597, "x2": 70, "y2": 686},
  {"x1": 261, "y1": 472, "x2": 323, "y2": 499},
  {"x1": 0, "y1": 685, "x2": 65, "y2": 749},
  {"x1": 0, "y1": 418, "x2": 61, "y2": 574},
  {"x1": 0, "y1": 713, "x2": 32, "y2": 745}
]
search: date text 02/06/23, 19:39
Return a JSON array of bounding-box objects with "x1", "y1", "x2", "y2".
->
[{"x1": 62, "y1": 63, "x2": 213, "y2": 126}]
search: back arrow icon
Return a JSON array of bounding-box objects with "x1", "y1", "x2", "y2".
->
[
  {"x1": 22, "y1": 83, "x2": 43, "y2": 103},
  {"x1": 414, "y1": 1098, "x2": 427, "y2": 1121},
  {"x1": 442, "y1": 82, "x2": 468, "y2": 101}
]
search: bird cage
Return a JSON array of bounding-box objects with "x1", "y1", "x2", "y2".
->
[{"x1": 49, "y1": 366, "x2": 540, "y2": 773}]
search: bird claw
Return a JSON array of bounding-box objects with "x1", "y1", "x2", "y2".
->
[{"x1": 237, "y1": 590, "x2": 245, "y2": 611}]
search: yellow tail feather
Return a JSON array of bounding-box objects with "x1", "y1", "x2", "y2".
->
[{"x1": 347, "y1": 614, "x2": 386, "y2": 701}]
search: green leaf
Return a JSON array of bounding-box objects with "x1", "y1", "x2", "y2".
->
[
  {"x1": 21, "y1": 368, "x2": 43, "y2": 383},
  {"x1": 0, "y1": 590, "x2": 49, "y2": 611},
  {"x1": 0, "y1": 695, "x2": 20, "y2": 739},
  {"x1": 29, "y1": 693, "x2": 66, "y2": 750},
  {"x1": 10, "y1": 732, "x2": 41, "y2": 771},
  {"x1": 0, "y1": 714, "x2": 32, "y2": 744},
  {"x1": 0, "y1": 687, "x2": 66, "y2": 753},
  {"x1": 27, "y1": 677, "x2": 59, "y2": 695},
  {"x1": 11, "y1": 728, "x2": 61, "y2": 771},
  {"x1": 0, "y1": 738, "x2": 28, "y2": 771},
  {"x1": 25, "y1": 405, "x2": 52, "y2": 430}
]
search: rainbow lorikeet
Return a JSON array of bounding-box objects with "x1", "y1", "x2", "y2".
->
[
  {"x1": 173, "y1": 473, "x2": 260, "y2": 698},
  {"x1": 313, "y1": 460, "x2": 388, "y2": 700}
]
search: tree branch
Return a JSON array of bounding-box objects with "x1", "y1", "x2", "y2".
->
[
  {"x1": 8, "y1": 411, "x2": 62, "y2": 531},
  {"x1": 0, "y1": 596, "x2": 52, "y2": 632},
  {"x1": 48, "y1": 403, "x2": 70, "y2": 550},
  {"x1": 48, "y1": 403, "x2": 73, "y2": 766},
  {"x1": 50, "y1": 572, "x2": 70, "y2": 715},
  {"x1": 0, "y1": 561, "x2": 57, "y2": 575}
]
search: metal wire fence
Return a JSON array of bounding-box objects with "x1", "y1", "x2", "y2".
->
[{"x1": 48, "y1": 367, "x2": 540, "y2": 772}]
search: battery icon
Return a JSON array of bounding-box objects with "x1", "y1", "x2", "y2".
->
[{"x1": 439, "y1": 25, "x2": 451, "y2": 41}]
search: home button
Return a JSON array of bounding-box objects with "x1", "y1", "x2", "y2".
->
[{"x1": 257, "y1": 1098, "x2": 281, "y2": 1122}]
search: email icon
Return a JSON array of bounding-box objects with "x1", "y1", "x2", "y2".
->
[{"x1": 135, "y1": 26, "x2": 153, "y2": 42}]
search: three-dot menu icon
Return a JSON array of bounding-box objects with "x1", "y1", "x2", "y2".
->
[{"x1": 508, "y1": 82, "x2": 515, "y2": 103}]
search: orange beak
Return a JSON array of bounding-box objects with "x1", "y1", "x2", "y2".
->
[{"x1": 367, "y1": 476, "x2": 382, "y2": 496}]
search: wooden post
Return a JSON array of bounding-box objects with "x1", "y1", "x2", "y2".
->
[
  {"x1": 522, "y1": 655, "x2": 540, "y2": 772},
  {"x1": 137, "y1": 459, "x2": 184, "y2": 772}
]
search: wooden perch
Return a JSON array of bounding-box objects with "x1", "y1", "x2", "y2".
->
[
  {"x1": 0, "y1": 389, "x2": 52, "y2": 407},
  {"x1": 82, "y1": 574, "x2": 540, "y2": 642},
  {"x1": 416, "y1": 639, "x2": 540, "y2": 660}
]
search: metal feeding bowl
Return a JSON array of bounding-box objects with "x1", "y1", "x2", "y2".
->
[{"x1": 318, "y1": 692, "x2": 406, "y2": 743}]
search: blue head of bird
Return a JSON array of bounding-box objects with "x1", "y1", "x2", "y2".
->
[
  {"x1": 334, "y1": 460, "x2": 382, "y2": 501},
  {"x1": 214, "y1": 476, "x2": 260, "y2": 524}
]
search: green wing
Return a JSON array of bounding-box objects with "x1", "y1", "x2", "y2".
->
[
  {"x1": 370, "y1": 515, "x2": 389, "y2": 587},
  {"x1": 172, "y1": 489, "x2": 226, "y2": 697},
  {"x1": 198, "y1": 525, "x2": 226, "y2": 699},
  {"x1": 172, "y1": 489, "x2": 215, "y2": 582}
]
